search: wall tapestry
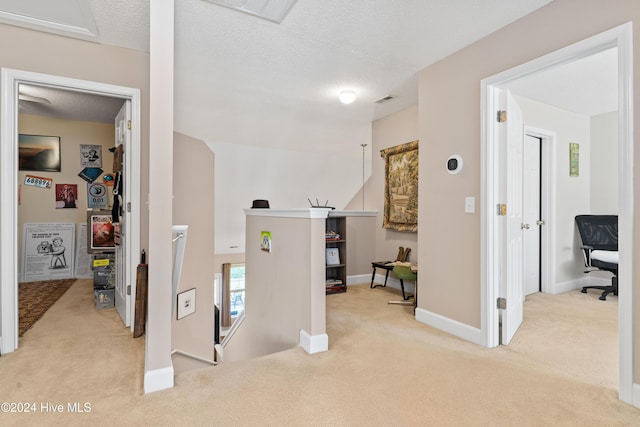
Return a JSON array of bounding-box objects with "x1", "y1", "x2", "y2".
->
[{"x1": 380, "y1": 140, "x2": 418, "y2": 232}]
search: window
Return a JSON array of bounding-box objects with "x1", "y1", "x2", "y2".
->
[{"x1": 229, "y1": 263, "x2": 245, "y2": 318}]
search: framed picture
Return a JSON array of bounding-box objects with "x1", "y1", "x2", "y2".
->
[
  {"x1": 380, "y1": 140, "x2": 419, "y2": 232},
  {"x1": 326, "y1": 247, "x2": 340, "y2": 265},
  {"x1": 18, "y1": 134, "x2": 61, "y2": 172},
  {"x1": 569, "y1": 142, "x2": 579, "y2": 177},
  {"x1": 87, "y1": 210, "x2": 115, "y2": 253}
]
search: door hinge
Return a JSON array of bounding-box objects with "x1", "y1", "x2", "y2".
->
[
  {"x1": 497, "y1": 110, "x2": 507, "y2": 123},
  {"x1": 127, "y1": 285, "x2": 131, "y2": 296},
  {"x1": 497, "y1": 297, "x2": 507, "y2": 310},
  {"x1": 127, "y1": 202, "x2": 131, "y2": 212},
  {"x1": 127, "y1": 120, "x2": 131, "y2": 130},
  {"x1": 496, "y1": 204, "x2": 507, "y2": 216}
]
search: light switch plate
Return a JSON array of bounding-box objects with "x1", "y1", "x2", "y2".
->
[
  {"x1": 177, "y1": 288, "x2": 196, "y2": 320},
  {"x1": 465, "y1": 197, "x2": 475, "y2": 213}
]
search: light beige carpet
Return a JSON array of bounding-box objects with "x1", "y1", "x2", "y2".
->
[{"x1": 0, "y1": 281, "x2": 637, "y2": 426}]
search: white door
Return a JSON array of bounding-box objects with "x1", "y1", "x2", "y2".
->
[
  {"x1": 523, "y1": 134, "x2": 541, "y2": 296},
  {"x1": 501, "y1": 91, "x2": 524, "y2": 345},
  {"x1": 114, "y1": 100, "x2": 131, "y2": 326}
]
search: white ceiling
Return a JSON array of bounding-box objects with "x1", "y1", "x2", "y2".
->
[{"x1": 6, "y1": 0, "x2": 616, "y2": 151}]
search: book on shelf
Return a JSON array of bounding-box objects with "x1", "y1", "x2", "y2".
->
[
  {"x1": 325, "y1": 247, "x2": 340, "y2": 265},
  {"x1": 326, "y1": 279, "x2": 343, "y2": 286},
  {"x1": 325, "y1": 231, "x2": 341, "y2": 240}
]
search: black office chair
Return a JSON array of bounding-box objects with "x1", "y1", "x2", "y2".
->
[{"x1": 575, "y1": 215, "x2": 618, "y2": 300}]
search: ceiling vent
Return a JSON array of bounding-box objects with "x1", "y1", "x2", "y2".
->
[
  {"x1": 205, "y1": 0, "x2": 298, "y2": 23},
  {"x1": 374, "y1": 95, "x2": 396, "y2": 104}
]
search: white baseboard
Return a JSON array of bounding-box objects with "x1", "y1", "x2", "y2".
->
[
  {"x1": 415, "y1": 307, "x2": 485, "y2": 346},
  {"x1": 346, "y1": 274, "x2": 371, "y2": 285},
  {"x1": 550, "y1": 276, "x2": 613, "y2": 295},
  {"x1": 299, "y1": 330, "x2": 328, "y2": 354},
  {"x1": 144, "y1": 366, "x2": 174, "y2": 394}
]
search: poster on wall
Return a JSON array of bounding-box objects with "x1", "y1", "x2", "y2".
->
[
  {"x1": 74, "y1": 223, "x2": 92, "y2": 279},
  {"x1": 22, "y1": 223, "x2": 76, "y2": 281},
  {"x1": 88, "y1": 211, "x2": 115, "y2": 253},
  {"x1": 87, "y1": 182, "x2": 108, "y2": 208},
  {"x1": 55, "y1": 183, "x2": 78, "y2": 209},
  {"x1": 80, "y1": 144, "x2": 102, "y2": 168}
]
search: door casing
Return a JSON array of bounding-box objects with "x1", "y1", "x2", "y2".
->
[{"x1": 1, "y1": 68, "x2": 141, "y2": 353}]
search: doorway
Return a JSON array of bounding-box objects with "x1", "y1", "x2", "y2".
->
[
  {"x1": 1, "y1": 69, "x2": 142, "y2": 354},
  {"x1": 481, "y1": 23, "x2": 633, "y2": 404}
]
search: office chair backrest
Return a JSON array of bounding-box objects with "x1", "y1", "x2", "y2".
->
[{"x1": 575, "y1": 215, "x2": 618, "y2": 251}]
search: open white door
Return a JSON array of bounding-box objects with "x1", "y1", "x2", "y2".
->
[
  {"x1": 501, "y1": 90, "x2": 524, "y2": 345},
  {"x1": 114, "y1": 100, "x2": 131, "y2": 326}
]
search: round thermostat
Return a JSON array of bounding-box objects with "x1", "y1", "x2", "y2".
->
[{"x1": 446, "y1": 155, "x2": 463, "y2": 175}]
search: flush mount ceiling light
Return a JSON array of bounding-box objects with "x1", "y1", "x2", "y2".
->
[
  {"x1": 339, "y1": 90, "x2": 356, "y2": 105},
  {"x1": 205, "y1": 0, "x2": 298, "y2": 23}
]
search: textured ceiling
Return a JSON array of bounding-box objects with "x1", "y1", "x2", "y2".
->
[{"x1": 10, "y1": 0, "x2": 618, "y2": 151}]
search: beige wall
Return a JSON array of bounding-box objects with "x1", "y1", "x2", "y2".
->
[
  {"x1": 345, "y1": 216, "x2": 376, "y2": 278},
  {"x1": 347, "y1": 105, "x2": 419, "y2": 267},
  {"x1": 591, "y1": 111, "x2": 619, "y2": 214},
  {"x1": 416, "y1": 0, "x2": 639, "y2": 380},
  {"x1": 17, "y1": 114, "x2": 115, "y2": 279},
  {"x1": 171, "y1": 132, "x2": 215, "y2": 373},
  {"x1": 224, "y1": 212, "x2": 326, "y2": 362}
]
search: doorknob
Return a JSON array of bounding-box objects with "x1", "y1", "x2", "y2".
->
[
  {"x1": 521, "y1": 223, "x2": 530, "y2": 230},
  {"x1": 536, "y1": 220, "x2": 545, "y2": 226}
]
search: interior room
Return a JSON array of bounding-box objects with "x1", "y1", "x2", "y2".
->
[{"x1": 0, "y1": 0, "x2": 639, "y2": 424}]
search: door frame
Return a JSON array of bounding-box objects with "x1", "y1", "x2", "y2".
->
[
  {"x1": 0, "y1": 68, "x2": 141, "y2": 353},
  {"x1": 524, "y1": 127, "x2": 556, "y2": 295},
  {"x1": 480, "y1": 23, "x2": 633, "y2": 403}
]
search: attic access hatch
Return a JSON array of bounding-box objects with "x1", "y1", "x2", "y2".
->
[
  {"x1": 204, "y1": 0, "x2": 298, "y2": 23},
  {"x1": 0, "y1": 0, "x2": 98, "y2": 41}
]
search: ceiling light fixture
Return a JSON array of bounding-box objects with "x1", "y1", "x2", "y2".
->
[{"x1": 339, "y1": 90, "x2": 356, "y2": 105}]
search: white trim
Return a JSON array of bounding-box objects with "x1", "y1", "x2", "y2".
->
[
  {"x1": 346, "y1": 274, "x2": 371, "y2": 285},
  {"x1": 0, "y1": 68, "x2": 142, "y2": 353},
  {"x1": 415, "y1": 308, "x2": 485, "y2": 346},
  {"x1": 481, "y1": 22, "x2": 634, "y2": 405},
  {"x1": 299, "y1": 330, "x2": 328, "y2": 354},
  {"x1": 244, "y1": 208, "x2": 331, "y2": 219},
  {"x1": 329, "y1": 210, "x2": 377, "y2": 217},
  {"x1": 143, "y1": 366, "x2": 175, "y2": 394}
]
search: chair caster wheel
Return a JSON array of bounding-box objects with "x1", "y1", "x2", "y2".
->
[
  {"x1": 599, "y1": 295, "x2": 607, "y2": 301},
  {"x1": 581, "y1": 289, "x2": 587, "y2": 293}
]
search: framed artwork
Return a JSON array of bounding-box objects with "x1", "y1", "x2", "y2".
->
[
  {"x1": 18, "y1": 134, "x2": 61, "y2": 172},
  {"x1": 177, "y1": 288, "x2": 196, "y2": 320},
  {"x1": 87, "y1": 210, "x2": 115, "y2": 253},
  {"x1": 380, "y1": 140, "x2": 419, "y2": 232},
  {"x1": 569, "y1": 142, "x2": 579, "y2": 177}
]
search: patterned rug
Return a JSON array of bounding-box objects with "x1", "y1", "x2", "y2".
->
[{"x1": 19, "y1": 279, "x2": 76, "y2": 337}]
